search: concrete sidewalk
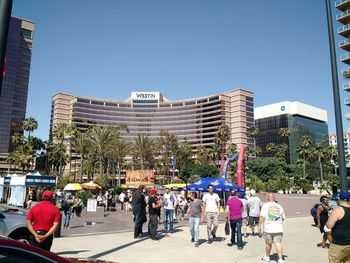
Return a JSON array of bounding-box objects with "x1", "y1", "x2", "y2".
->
[{"x1": 52, "y1": 216, "x2": 329, "y2": 263}]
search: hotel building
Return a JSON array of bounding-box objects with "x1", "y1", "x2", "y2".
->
[
  {"x1": 0, "y1": 17, "x2": 35, "y2": 175},
  {"x1": 50, "y1": 89, "x2": 254, "y2": 149},
  {"x1": 336, "y1": 0, "x2": 350, "y2": 120},
  {"x1": 255, "y1": 101, "x2": 328, "y2": 164}
]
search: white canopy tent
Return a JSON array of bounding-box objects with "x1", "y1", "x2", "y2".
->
[{"x1": 8, "y1": 175, "x2": 26, "y2": 207}]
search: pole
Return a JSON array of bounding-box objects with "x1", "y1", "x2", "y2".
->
[
  {"x1": 0, "y1": 0, "x2": 12, "y2": 96},
  {"x1": 325, "y1": 0, "x2": 348, "y2": 192}
]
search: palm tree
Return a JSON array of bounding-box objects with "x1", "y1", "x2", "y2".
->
[
  {"x1": 296, "y1": 135, "x2": 313, "y2": 178},
  {"x1": 278, "y1": 128, "x2": 290, "y2": 145},
  {"x1": 213, "y1": 123, "x2": 231, "y2": 169},
  {"x1": 325, "y1": 145, "x2": 338, "y2": 175},
  {"x1": 131, "y1": 134, "x2": 154, "y2": 170},
  {"x1": 23, "y1": 117, "x2": 38, "y2": 138},
  {"x1": 53, "y1": 123, "x2": 77, "y2": 175},
  {"x1": 246, "y1": 126, "x2": 259, "y2": 147},
  {"x1": 110, "y1": 140, "x2": 128, "y2": 186},
  {"x1": 314, "y1": 144, "x2": 326, "y2": 184},
  {"x1": 87, "y1": 126, "x2": 115, "y2": 176},
  {"x1": 71, "y1": 131, "x2": 90, "y2": 181}
]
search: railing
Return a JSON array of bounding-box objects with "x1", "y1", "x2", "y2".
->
[
  {"x1": 341, "y1": 53, "x2": 350, "y2": 61},
  {"x1": 342, "y1": 68, "x2": 350, "y2": 75},
  {"x1": 340, "y1": 39, "x2": 350, "y2": 47},
  {"x1": 338, "y1": 24, "x2": 350, "y2": 33},
  {"x1": 336, "y1": 9, "x2": 350, "y2": 20},
  {"x1": 344, "y1": 83, "x2": 350, "y2": 90},
  {"x1": 336, "y1": 0, "x2": 350, "y2": 8}
]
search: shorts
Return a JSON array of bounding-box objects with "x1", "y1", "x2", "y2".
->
[
  {"x1": 263, "y1": 232, "x2": 283, "y2": 245},
  {"x1": 329, "y1": 243, "x2": 350, "y2": 263},
  {"x1": 249, "y1": 216, "x2": 259, "y2": 226},
  {"x1": 242, "y1": 217, "x2": 248, "y2": 226}
]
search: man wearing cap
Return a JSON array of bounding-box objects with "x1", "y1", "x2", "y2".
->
[
  {"x1": 148, "y1": 188, "x2": 162, "y2": 240},
  {"x1": 326, "y1": 192, "x2": 350, "y2": 263},
  {"x1": 26, "y1": 190, "x2": 61, "y2": 251}
]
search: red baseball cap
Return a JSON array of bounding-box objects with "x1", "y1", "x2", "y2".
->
[
  {"x1": 42, "y1": 190, "x2": 53, "y2": 200},
  {"x1": 150, "y1": 188, "x2": 157, "y2": 195}
]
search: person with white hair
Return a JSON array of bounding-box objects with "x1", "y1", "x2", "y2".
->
[{"x1": 248, "y1": 189, "x2": 262, "y2": 236}]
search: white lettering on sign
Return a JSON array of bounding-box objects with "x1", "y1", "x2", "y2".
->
[{"x1": 131, "y1": 92, "x2": 160, "y2": 100}]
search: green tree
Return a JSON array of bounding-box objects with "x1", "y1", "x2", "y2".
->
[
  {"x1": 71, "y1": 131, "x2": 90, "y2": 181},
  {"x1": 246, "y1": 126, "x2": 259, "y2": 147},
  {"x1": 87, "y1": 126, "x2": 115, "y2": 176},
  {"x1": 313, "y1": 144, "x2": 326, "y2": 184},
  {"x1": 23, "y1": 117, "x2": 38, "y2": 138},
  {"x1": 131, "y1": 134, "x2": 154, "y2": 170},
  {"x1": 278, "y1": 128, "x2": 290, "y2": 145},
  {"x1": 296, "y1": 135, "x2": 313, "y2": 178},
  {"x1": 110, "y1": 140, "x2": 128, "y2": 186},
  {"x1": 213, "y1": 123, "x2": 231, "y2": 165}
]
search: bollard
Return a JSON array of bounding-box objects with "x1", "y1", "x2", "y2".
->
[{"x1": 54, "y1": 211, "x2": 63, "y2": 237}]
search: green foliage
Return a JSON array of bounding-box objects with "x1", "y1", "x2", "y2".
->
[{"x1": 189, "y1": 163, "x2": 218, "y2": 178}]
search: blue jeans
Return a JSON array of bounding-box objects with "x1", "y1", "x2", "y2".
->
[
  {"x1": 189, "y1": 217, "x2": 200, "y2": 243},
  {"x1": 163, "y1": 209, "x2": 174, "y2": 233},
  {"x1": 63, "y1": 211, "x2": 71, "y2": 228},
  {"x1": 230, "y1": 218, "x2": 243, "y2": 247}
]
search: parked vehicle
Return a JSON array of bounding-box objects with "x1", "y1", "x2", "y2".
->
[
  {"x1": 0, "y1": 209, "x2": 31, "y2": 243},
  {"x1": 0, "y1": 236, "x2": 116, "y2": 263}
]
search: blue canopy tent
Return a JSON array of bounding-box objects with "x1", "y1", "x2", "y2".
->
[{"x1": 184, "y1": 177, "x2": 243, "y2": 192}]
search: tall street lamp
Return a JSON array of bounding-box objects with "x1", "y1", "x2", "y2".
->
[{"x1": 325, "y1": 0, "x2": 349, "y2": 191}]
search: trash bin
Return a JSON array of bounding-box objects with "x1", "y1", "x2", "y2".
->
[{"x1": 54, "y1": 211, "x2": 63, "y2": 237}]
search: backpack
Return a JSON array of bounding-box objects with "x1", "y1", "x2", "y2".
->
[{"x1": 61, "y1": 201, "x2": 70, "y2": 211}]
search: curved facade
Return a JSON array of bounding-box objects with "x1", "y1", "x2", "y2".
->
[{"x1": 50, "y1": 89, "x2": 254, "y2": 148}]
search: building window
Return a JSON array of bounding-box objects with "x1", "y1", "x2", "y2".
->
[{"x1": 21, "y1": 29, "x2": 33, "y2": 39}]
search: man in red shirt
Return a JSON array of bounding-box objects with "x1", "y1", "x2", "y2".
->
[
  {"x1": 226, "y1": 190, "x2": 243, "y2": 250},
  {"x1": 26, "y1": 190, "x2": 61, "y2": 251}
]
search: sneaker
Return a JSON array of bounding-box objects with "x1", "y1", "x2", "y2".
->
[
  {"x1": 261, "y1": 256, "x2": 270, "y2": 262},
  {"x1": 195, "y1": 242, "x2": 199, "y2": 247},
  {"x1": 207, "y1": 239, "x2": 213, "y2": 244},
  {"x1": 277, "y1": 260, "x2": 284, "y2": 263},
  {"x1": 238, "y1": 246, "x2": 243, "y2": 250}
]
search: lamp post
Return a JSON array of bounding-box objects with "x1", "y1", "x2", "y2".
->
[{"x1": 325, "y1": 0, "x2": 348, "y2": 191}]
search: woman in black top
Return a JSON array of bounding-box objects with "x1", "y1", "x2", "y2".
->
[{"x1": 316, "y1": 195, "x2": 332, "y2": 248}]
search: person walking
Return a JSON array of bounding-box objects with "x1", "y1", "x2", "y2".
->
[
  {"x1": 119, "y1": 191, "x2": 125, "y2": 210},
  {"x1": 163, "y1": 187, "x2": 176, "y2": 235},
  {"x1": 239, "y1": 193, "x2": 249, "y2": 238},
  {"x1": 202, "y1": 184, "x2": 220, "y2": 244},
  {"x1": 62, "y1": 195, "x2": 73, "y2": 229},
  {"x1": 316, "y1": 195, "x2": 332, "y2": 248},
  {"x1": 248, "y1": 189, "x2": 261, "y2": 236},
  {"x1": 26, "y1": 190, "x2": 61, "y2": 251},
  {"x1": 132, "y1": 185, "x2": 147, "y2": 239},
  {"x1": 326, "y1": 192, "x2": 350, "y2": 263},
  {"x1": 259, "y1": 193, "x2": 286, "y2": 263},
  {"x1": 148, "y1": 188, "x2": 162, "y2": 240},
  {"x1": 187, "y1": 192, "x2": 205, "y2": 247},
  {"x1": 226, "y1": 191, "x2": 243, "y2": 250}
]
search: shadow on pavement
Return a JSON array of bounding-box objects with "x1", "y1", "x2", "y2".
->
[
  {"x1": 89, "y1": 238, "x2": 149, "y2": 259},
  {"x1": 57, "y1": 250, "x2": 90, "y2": 255},
  {"x1": 270, "y1": 253, "x2": 288, "y2": 261}
]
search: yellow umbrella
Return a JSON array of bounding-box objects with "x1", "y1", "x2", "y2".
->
[
  {"x1": 163, "y1": 183, "x2": 186, "y2": 189},
  {"x1": 63, "y1": 183, "x2": 83, "y2": 191}
]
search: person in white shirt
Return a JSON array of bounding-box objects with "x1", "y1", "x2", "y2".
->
[
  {"x1": 239, "y1": 193, "x2": 249, "y2": 238},
  {"x1": 259, "y1": 193, "x2": 286, "y2": 263},
  {"x1": 248, "y1": 189, "x2": 262, "y2": 235},
  {"x1": 119, "y1": 191, "x2": 125, "y2": 210},
  {"x1": 202, "y1": 184, "x2": 220, "y2": 244},
  {"x1": 163, "y1": 187, "x2": 176, "y2": 234}
]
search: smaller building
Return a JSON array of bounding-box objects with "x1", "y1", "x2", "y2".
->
[
  {"x1": 329, "y1": 130, "x2": 350, "y2": 166},
  {"x1": 255, "y1": 101, "x2": 328, "y2": 164}
]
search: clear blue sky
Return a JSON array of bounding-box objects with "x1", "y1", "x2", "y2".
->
[{"x1": 11, "y1": 0, "x2": 348, "y2": 140}]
